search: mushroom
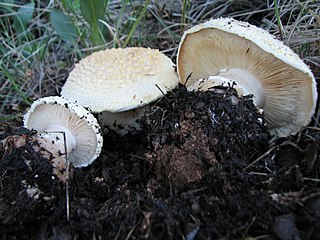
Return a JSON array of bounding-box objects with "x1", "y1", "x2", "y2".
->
[
  {"x1": 23, "y1": 96, "x2": 103, "y2": 180},
  {"x1": 61, "y1": 47, "x2": 179, "y2": 135},
  {"x1": 177, "y1": 17, "x2": 317, "y2": 137}
]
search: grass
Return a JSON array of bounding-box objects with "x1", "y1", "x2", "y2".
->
[{"x1": 0, "y1": 0, "x2": 319, "y2": 123}]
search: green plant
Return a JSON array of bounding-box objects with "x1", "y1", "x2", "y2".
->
[
  {"x1": 0, "y1": 0, "x2": 154, "y2": 114},
  {"x1": 50, "y1": 8, "x2": 79, "y2": 45},
  {"x1": 273, "y1": 0, "x2": 284, "y2": 40},
  {"x1": 80, "y1": 0, "x2": 107, "y2": 46},
  {"x1": 0, "y1": 0, "x2": 41, "y2": 112},
  {"x1": 180, "y1": 0, "x2": 190, "y2": 33},
  {"x1": 50, "y1": 0, "x2": 152, "y2": 48}
]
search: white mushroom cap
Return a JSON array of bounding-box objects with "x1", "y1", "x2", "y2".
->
[
  {"x1": 61, "y1": 47, "x2": 179, "y2": 113},
  {"x1": 177, "y1": 17, "x2": 317, "y2": 137},
  {"x1": 23, "y1": 96, "x2": 103, "y2": 168}
]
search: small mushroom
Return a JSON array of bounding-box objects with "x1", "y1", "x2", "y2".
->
[
  {"x1": 177, "y1": 18, "x2": 317, "y2": 137},
  {"x1": 23, "y1": 96, "x2": 103, "y2": 180},
  {"x1": 61, "y1": 47, "x2": 179, "y2": 135}
]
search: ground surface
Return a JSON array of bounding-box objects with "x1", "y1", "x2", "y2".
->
[
  {"x1": 1, "y1": 1, "x2": 319, "y2": 239},
  {"x1": 1, "y1": 86, "x2": 319, "y2": 239}
]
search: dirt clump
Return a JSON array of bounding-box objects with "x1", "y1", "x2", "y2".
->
[{"x1": 142, "y1": 85, "x2": 269, "y2": 187}]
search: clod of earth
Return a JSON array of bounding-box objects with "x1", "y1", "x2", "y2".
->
[{"x1": 142, "y1": 85, "x2": 270, "y2": 187}]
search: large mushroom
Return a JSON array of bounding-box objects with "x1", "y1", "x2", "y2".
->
[
  {"x1": 177, "y1": 17, "x2": 317, "y2": 137},
  {"x1": 61, "y1": 47, "x2": 179, "y2": 135},
  {"x1": 21, "y1": 96, "x2": 103, "y2": 180}
]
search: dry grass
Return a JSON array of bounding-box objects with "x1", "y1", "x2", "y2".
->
[{"x1": 0, "y1": 0, "x2": 319, "y2": 123}]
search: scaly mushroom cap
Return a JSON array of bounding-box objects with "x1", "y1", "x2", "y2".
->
[
  {"x1": 61, "y1": 47, "x2": 179, "y2": 113},
  {"x1": 177, "y1": 17, "x2": 317, "y2": 137},
  {"x1": 23, "y1": 96, "x2": 103, "y2": 168}
]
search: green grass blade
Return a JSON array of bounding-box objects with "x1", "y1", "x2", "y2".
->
[
  {"x1": 273, "y1": 0, "x2": 284, "y2": 40},
  {"x1": 0, "y1": 66, "x2": 30, "y2": 105},
  {"x1": 180, "y1": 0, "x2": 189, "y2": 33},
  {"x1": 122, "y1": 0, "x2": 150, "y2": 48},
  {"x1": 113, "y1": 0, "x2": 129, "y2": 48},
  {"x1": 0, "y1": 113, "x2": 23, "y2": 121}
]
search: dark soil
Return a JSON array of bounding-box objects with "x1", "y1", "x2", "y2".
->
[{"x1": 1, "y1": 86, "x2": 320, "y2": 240}]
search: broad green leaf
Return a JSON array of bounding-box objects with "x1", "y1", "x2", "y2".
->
[
  {"x1": 50, "y1": 9, "x2": 79, "y2": 45},
  {"x1": 61, "y1": 0, "x2": 80, "y2": 12},
  {"x1": 13, "y1": 2, "x2": 35, "y2": 34},
  {"x1": 0, "y1": 0, "x2": 14, "y2": 11},
  {"x1": 80, "y1": 0, "x2": 107, "y2": 45},
  {"x1": 72, "y1": 0, "x2": 80, "y2": 11},
  {"x1": 80, "y1": 0, "x2": 106, "y2": 25}
]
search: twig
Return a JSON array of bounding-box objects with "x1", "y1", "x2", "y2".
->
[
  {"x1": 247, "y1": 172, "x2": 268, "y2": 176},
  {"x1": 244, "y1": 146, "x2": 276, "y2": 171},
  {"x1": 63, "y1": 130, "x2": 71, "y2": 222},
  {"x1": 129, "y1": 154, "x2": 147, "y2": 160},
  {"x1": 184, "y1": 72, "x2": 193, "y2": 86},
  {"x1": 244, "y1": 141, "x2": 303, "y2": 171},
  {"x1": 303, "y1": 177, "x2": 320, "y2": 183},
  {"x1": 182, "y1": 187, "x2": 207, "y2": 196},
  {"x1": 124, "y1": 224, "x2": 137, "y2": 240},
  {"x1": 307, "y1": 126, "x2": 320, "y2": 131},
  {"x1": 154, "y1": 84, "x2": 165, "y2": 96}
]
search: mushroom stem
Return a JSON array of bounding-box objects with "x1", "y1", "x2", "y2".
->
[
  {"x1": 217, "y1": 68, "x2": 264, "y2": 107},
  {"x1": 35, "y1": 125, "x2": 78, "y2": 182},
  {"x1": 43, "y1": 124, "x2": 77, "y2": 155},
  {"x1": 33, "y1": 135, "x2": 69, "y2": 182},
  {"x1": 98, "y1": 107, "x2": 145, "y2": 135},
  {"x1": 188, "y1": 68, "x2": 264, "y2": 107}
]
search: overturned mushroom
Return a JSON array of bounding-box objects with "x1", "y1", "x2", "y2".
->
[
  {"x1": 2, "y1": 96, "x2": 104, "y2": 181},
  {"x1": 61, "y1": 47, "x2": 179, "y2": 135},
  {"x1": 177, "y1": 17, "x2": 317, "y2": 137}
]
